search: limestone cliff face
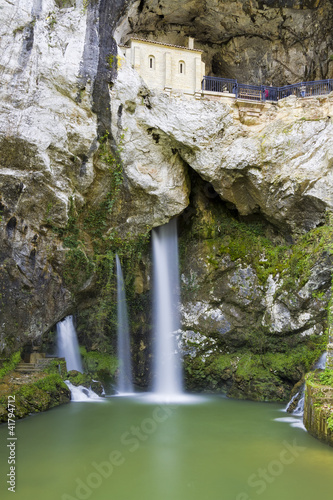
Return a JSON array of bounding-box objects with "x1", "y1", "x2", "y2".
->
[
  {"x1": 0, "y1": 0, "x2": 332, "y2": 401},
  {"x1": 0, "y1": 0, "x2": 188, "y2": 351},
  {"x1": 113, "y1": 61, "x2": 333, "y2": 233}
]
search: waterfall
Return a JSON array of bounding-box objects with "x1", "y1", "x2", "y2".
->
[
  {"x1": 116, "y1": 254, "x2": 134, "y2": 394},
  {"x1": 314, "y1": 351, "x2": 327, "y2": 369},
  {"x1": 285, "y1": 351, "x2": 327, "y2": 416},
  {"x1": 57, "y1": 315, "x2": 83, "y2": 372},
  {"x1": 285, "y1": 391, "x2": 300, "y2": 412},
  {"x1": 292, "y1": 386, "x2": 305, "y2": 416},
  {"x1": 292, "y1": 352, "x2": 327, "y2": 416},
  {"x1": 64, "y1": 381, "x2": 104, "y2": 402},
  {"x1": 152, "y1": 218, "x2": 183, "y2": 397}
]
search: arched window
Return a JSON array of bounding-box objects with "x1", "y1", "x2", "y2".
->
[
  {"x1": 179, "y1": 61, "x2": 185, "y2": 74},
  {"x1": 148, "y1": 55, "x2": 155, "y2": 70}
]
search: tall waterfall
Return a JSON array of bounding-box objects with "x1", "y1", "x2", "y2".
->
[
  {"x1": 116, "y1": 254, "x2": 134, "y2": 394},
  {"x1": 152, "y1": 218, "x2": 183, "y2": 396},
  {"x1": 57, "y1": 315, "x2": 83, "y2": 372}
]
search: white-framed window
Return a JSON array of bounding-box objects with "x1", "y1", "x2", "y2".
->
[
  {"x1": 179, "y1": 61, "x2": 185, "y2": 74},
  {"x1": 148, "y1": 55, "x2": 155, "y2": 70}
]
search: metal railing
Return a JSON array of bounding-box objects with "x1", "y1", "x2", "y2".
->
[
  {"x1": 202, "y1": 76, "x2": 333, "y2": 102},
  {"x1": 202, "y1": 76, "x2": 237, "y2": 94},
  {"x1": 276, "y1": 80, "x2": 333, "y2": 100},
  {"x1": 237, "y1": 83, "x2": 262, "y2": 101}
]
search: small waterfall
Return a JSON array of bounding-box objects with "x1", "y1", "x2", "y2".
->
[
  {"x1": 285, "y1": 351, "x2": 327, "y2": 417},
  {"x1": 314, "y1": 351, "x2": 327, "y2": 369},
  {"x1": 285, "y1": 391, "x2": 300, "y2": 412},
  {"x1": 292, "y1": 386, "x2": 305, "y2": 416},
  {"x1": 65, "y1": 381, "x2": 104, "y2": 402},
  {"x1": 57, "y1": 315, "x2": 83, "y2": 373},
  {"x1": 285, "y1": 386, "x2": 305, "y2": 416},
  {"x1": 278, "y1": 387, "x2": 306, "y2": 430},
  {"x1": 116, "y1": 254, "x2": 134, "y2": 394},
  {"x1": 152, "y1": 218, "x2": 183, "y2": 397}
]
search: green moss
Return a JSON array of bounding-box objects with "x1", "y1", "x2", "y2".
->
[
  {"x1": 43, "y1": 359, "x2": 67, "y2": 376},
  {"x1": 62, "y1": 247, "x2": 94, "y2": 290},
  {"x1": 33, "y1": 373, "x2": 68, "y2": 393},
  {"x1": 210, "y1": 353, "x2": 235, "y2": 373},
  {"x1": 307, "y1": 368, "x2": 333, "y2": 389},
  {"x1": 13, "y1": 25, "x2": 25, "y2": 35},
  {"x1": 184, "y1": 355, "x2": 227, "y2": 392},
  {"x1": 0, "y1": 351, "x2": 21, "y2": 379},
  {"x1": 327, "y1": 413, "x2": 333, "y2": 431},
  {"x1": 235, "y1": 354, "x2": 268, "y2": 380},
  {"x1": 65, "y1": 371, "x2": 90, "y2": 387},
  {"x1": 48, "y1": 131, "x2": 150, "y2": 312},
  {"x1": 184, "y1": 198, "x2": 333, "y2": 290},
  {"x1": 184, "y1": 335, "x2": 326, "y2": 401},
  {"x1": 80, "y1": 347, "x2": 118, "y2": 376},
  {"x1": 319, "y1": 369, "x2": 333, "y2": 387},
  {"x1": 0, "y1": 374, "x2": 70, "y2": 422}
]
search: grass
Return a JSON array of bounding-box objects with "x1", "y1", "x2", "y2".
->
[{"x1": 0, "y1": 352, "x2": 21, "y2": 379}]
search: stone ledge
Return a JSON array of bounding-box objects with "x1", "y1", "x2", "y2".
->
[{"x1": 304, "y1": 376, "x2": 333, "y2": 447}]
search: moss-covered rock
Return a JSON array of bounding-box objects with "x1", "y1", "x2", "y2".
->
[
  {"x1": 304, "y1": 370, "x2": 333, "y2": 447},
  {"x1": 78, "y1": 347, "x2": 118, "y2": 393},
  {"x1": 184, "y1": 344, "x2": 325, "y2": 401},
  {"x1": 0, "y1": 373, "x2": 70, "y2": 423},
  {"x1": 178, "y1": 171, "x2": 331, "y2": 401}
]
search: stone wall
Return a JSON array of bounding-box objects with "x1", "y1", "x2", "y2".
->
[
  {"x1": 304, "y1": 375, "x2": 333, "y2": 447},
  {"x1": 121, "y1": 38, "x2": 205, "y2": 94}
]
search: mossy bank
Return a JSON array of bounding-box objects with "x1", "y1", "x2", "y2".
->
[{"x1": 304, "y1": 369, "x2": 333, "y2": 447}]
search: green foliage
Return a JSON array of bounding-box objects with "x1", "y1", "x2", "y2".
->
[
  {"x1": 65, "y1": 371, "x2": 89, "y2": 386},
  {"x1": 47, "y1": 130, "x2": 149, "y2": 307},
  {"x1": 46, "y1": 12, "x2": 57, "y2": 29},
  {"x1": 186, "y1": 203, "x2": 333, "y2": 290},
  {"x1": 49, "y1": 196, "x2": 93, "y2": 289},
  {"x1": 80, "y1": 347, "x2": 118, "y2": 376},
  {"x1": 0, "y1": 351, "x2": 21, "y2": 379},
  {"x1": 235, "y1": 353, "x2": 273, "y2": 380},
  {"x1": 62, "y1": 248, "x2": 93, "y2": 290},
  {"x1": 82, "y1": 0, "x2": 91, "y2": 11},
  {"x1": 319, "y1": 369, "x2": 333, "y2": 387},
  {"x1": 13, "y1": 25, "x2": 25, "y2": 35},
  {"x1": 44, "y1": 202, "x2": 53, "y2": 225},
  {"x1": 79, "y1": 131, "x2": 127, "y2": 253},
  {"x1": 33, "y1": 373, "x2": 68, "y2": 393},
  {"x1": 107, "y1": 54, "x2": 123, "y2": 70},
  {"x1": 0, "y1": 374, "x2": 69, "y2": 420},
  {"x1": 327, "y1": 413, "x2": 333, "y2": 431},
  {"x1": 185, "y1": 333, "x2": 326, "y2": 399},
  {"x1": 48, "y1": 196, "x2": 79, "y2": 242},
  {"x1": 55, "y1": 0, "x2": 75, "y2": 7},
  {"x1": 44, "y1": 359, "x2": 67, "y2": 376},
  {"x1": 98, "y1": 130, "x2": 125, "y2": 214},
  {"x1": 107, "y1": 54, "x2": 115, "y2": 69}
]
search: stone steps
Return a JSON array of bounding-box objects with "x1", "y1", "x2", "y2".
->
[
  {"x1": 15, "y1": 357, "x2": 65, "y2": 373},
  {"x1": 15, "y1": 363, "x2": 41, "y2": 373}
]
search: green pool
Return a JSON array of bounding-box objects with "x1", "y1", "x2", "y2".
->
[{"x1": 1, "y1": 395, "x2": 332, "y2": 500}]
